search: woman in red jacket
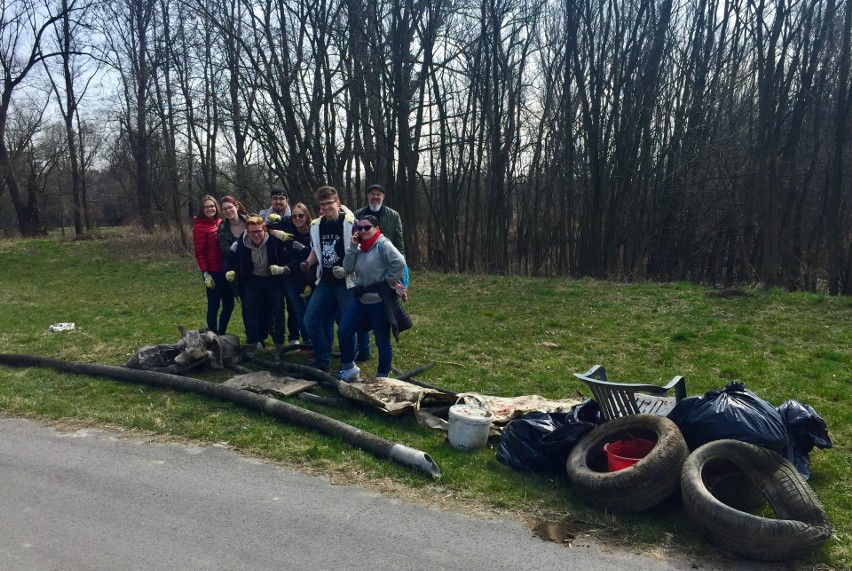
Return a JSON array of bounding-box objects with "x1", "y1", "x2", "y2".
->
[{"x1": 193, "y1": 195, "x2": 235, "y2": 334}]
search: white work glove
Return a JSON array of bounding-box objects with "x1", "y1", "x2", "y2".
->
[
  {"x1": 203, "y1": 272, "x2": 215, "y2": 289},
  {"x1": 269, "y1": 229, "x2": 294, "y2": 242},
  {"x1": 300, "y1": 261, "x2": 311, "y2": 273},
  {"x1": 292, "y1": 240, "x2": 306, "y2": 251},
  {"x1": 269, "y1": 265, "x2": 289, "y2": 276},
  {"x1": 332, "y1": 266, "x2": 346, "y2": 279},
  {"x1": 225, "y1": 271, "x2": 236, "y2": 282},
  {"x1": 267, "y1": 212, "x2": 282, "y2": 223}
]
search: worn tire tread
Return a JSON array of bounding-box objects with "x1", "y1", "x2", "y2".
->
[
  {"x1": 566, "y1": 414, "x2": 688, "y2": 512},
  {"x1": 680, "y1": 439, "x2": 832, "y2": 561}
]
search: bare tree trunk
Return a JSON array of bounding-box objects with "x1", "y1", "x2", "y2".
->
[{"x1": 828, "y1": 0, "x2": 851, "y2": 294}]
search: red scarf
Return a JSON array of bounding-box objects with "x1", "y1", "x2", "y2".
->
[{"x1": 359, "y1": 229, "x2": 382, "y2": 252}]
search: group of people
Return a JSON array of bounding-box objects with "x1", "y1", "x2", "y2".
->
[{"x1": 192, "y1": 184, "x2": 408, "y2": 381}]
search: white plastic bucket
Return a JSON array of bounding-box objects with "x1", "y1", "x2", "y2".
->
[{"x1": 448, "y1": 404, "x2": 493, "y2": 451}]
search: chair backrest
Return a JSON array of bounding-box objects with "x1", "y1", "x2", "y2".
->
[{"x1": 573, "y1": 365, "x2": 686, "y2": 421}]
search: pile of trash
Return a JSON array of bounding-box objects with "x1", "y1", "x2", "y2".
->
[{"x1": 125, "y1": 328, "x2": 241, "y2": 374}]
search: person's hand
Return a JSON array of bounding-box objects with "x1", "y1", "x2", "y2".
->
[
  {"x1": 267, "y1": 212, "x2": 281, "y2": 223},
  {"x1": 269, "y1": 229, "x2": 293, "y2": 242},
  {"x1": 300, "y1": 260, "x2": 311, "y2": 273},
  {"x1": 395, "y1": 282, "x2": 408, "y2": 301},
  {"x1": 332, "y1": 266, "x2": 345, "y2": 279},
  {"x1": 300, "y1": 285, "x2": 312, "y2": 298},
  {"x1": 292, "y1": 240, "x2": 306, "y2": 251},
  {"x1": 269, "y1": 265, "x2": 286, "y2": 276},
  {"x1": 226, "y1": 271, "x2": 236, "y2": 282},
  {"x1": 203, "y1": 272, "x2": 215, "y2": 289},
  {"x1": 351, "y1": 233, "x2": 360, "y2": 246},
  {"x1": 352, "y1": 285, "x2": 364, "y2": 299}
]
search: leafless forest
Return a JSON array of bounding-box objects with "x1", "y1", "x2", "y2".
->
[{"x1": 1, "y1": 0, "x2": 851, "y2": 292}]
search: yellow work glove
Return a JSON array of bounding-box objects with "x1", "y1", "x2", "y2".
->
[
  {"x1": 203, "y1": 272, "x2": 215, "y2": 289},
  {"x1": 266, "y1": 212, "x2": 282, "y2": 223},
  {"x1": 269, "y1": 265, "x2": 288, "y2": 276},
  {"x1": 269, "y1": 229, "x2": 294, "y2": 242},
  {"x1": 225, "y1": 271, "x2": 236, "y2": 282}
]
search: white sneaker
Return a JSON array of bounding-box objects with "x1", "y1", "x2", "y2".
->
[
  {"x1": 339, "y1": 365, "x2": 361, "y2": 382},
  {"x1": 256, "y1": 341, "x2": 264, "y2": 351},
  {"x1": 289, "y1": 339, "x2": 300, "y2": 347}
]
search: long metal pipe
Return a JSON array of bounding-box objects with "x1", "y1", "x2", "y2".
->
[{"x1": 0, "y1": 353, "x2": 441, "y2": 478}]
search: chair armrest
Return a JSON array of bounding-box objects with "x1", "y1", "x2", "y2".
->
[
  {"x1": 662, "y1": 375, "x2": 687, "y2": 400},
  {"x1": 574, "y1": 364, "x2": 608, "y2": 383}
]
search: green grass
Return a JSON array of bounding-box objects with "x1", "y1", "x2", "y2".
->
[{"x1": 1, "y1": 231, "x2": 850, "y2": 569}]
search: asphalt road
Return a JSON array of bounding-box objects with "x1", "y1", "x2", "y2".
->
[{"x1": 0, "y1": 416, "x2": 762, "y2": 570}]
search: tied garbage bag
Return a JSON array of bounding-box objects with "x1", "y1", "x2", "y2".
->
[
  {"x1": 496, "y1": 400, "x2": 601, "y2": 472},
  {"x1": 778, "y1": 399, "x2": 832, "y2": 480},
  {"x1": 667, "y1": 381, "x2": 788, "y2": 453}
]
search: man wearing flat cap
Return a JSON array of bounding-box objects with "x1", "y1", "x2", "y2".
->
[{"x1": 354, "y1": 184, "x2": 404, "y2": 255}]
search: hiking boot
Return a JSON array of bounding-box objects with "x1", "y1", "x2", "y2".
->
[
  {"x1": 274, "y1": 344, "x2": 285, "y2": 362},
  {"x1": 339, "y1": 365, "x2": 361, "y2": 382},
  {"x1": 240, "y1": 344, "x2": 257, "y2": 360}
]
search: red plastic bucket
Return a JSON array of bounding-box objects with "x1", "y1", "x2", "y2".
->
[{"x1": 603, "y1": 438, "x2": 656, "y2": 471}]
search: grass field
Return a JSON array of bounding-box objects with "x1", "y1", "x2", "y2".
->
[{"x1": 0, "y1": 230, "x2": 849, "y2": 569}]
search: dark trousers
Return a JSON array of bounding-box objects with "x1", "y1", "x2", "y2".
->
[
  {"x1": 205, "y1": 271, "x2": 235, "y2": 334},
  {"x1": 243, "y1": 276, "x2": 285, "y2": 346}
]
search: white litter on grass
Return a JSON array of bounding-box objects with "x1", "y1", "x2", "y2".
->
[{"x1": 48, "y1": 322, "x2": 76, "y2": 332}]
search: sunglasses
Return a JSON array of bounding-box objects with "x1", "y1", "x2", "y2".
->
[
  {"x1": 358, "y1": 225, "x2": 374, "y2": 232},
  {"x1": 292, "y1": 213, "x2": 306, "y2": 219}
]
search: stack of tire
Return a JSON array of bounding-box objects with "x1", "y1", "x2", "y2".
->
[{"x1": 565, "y1": 414, "x2": 832, "y2": 561}]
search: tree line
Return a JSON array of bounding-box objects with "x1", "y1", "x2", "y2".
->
[{"x1": 1, "y1": 0, "x2": 850, "y2": 293}]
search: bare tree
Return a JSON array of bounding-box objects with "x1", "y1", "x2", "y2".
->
[{"x1": 0, "y1": 0, "x2": 73, "y2": 236}]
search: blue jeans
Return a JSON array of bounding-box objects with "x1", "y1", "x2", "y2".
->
[
  {"x1": 205, "y1": 271, "x2": 235, "y2": 334},
  {"x1": 356, "y1": 331, "x2": 372, "y2": 358},
  {"x1": 303, "y1": 284, "x2": 353, "y2": 369},
  {"x1": 242, "y1": 276, "x2": 285, "y2": 345},
  {"x1": 339, "y1": 300, "x2": 393, "y2": 376},
  {"x1": 283, "y1": 281, "x2": 311, "y2": 344}
]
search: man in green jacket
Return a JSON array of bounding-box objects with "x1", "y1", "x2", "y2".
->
[
  {"x1": 354, "y1": 184, "x2": 405, "y2": 256},
  {"x1": 353, "y1": 183, "x2": 406, "y2": 362}
]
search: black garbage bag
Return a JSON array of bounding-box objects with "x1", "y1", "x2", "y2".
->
[
  {"x1": 496, "y1": 399, "x2": 601, "y2": 472},
  {"x1": 778, "y1": 399, "x2": 833, "y2": 480},
  {"x1": 667, "y1": 381, "x2": 788, "y2": 453}
]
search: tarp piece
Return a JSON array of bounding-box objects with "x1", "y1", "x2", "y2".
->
[
  {"x1": 124, "y1": 329, "x2": 241, "y2": 374},
  {"x1": 339, "y1": 377, "x2": 584, "y2": 434},
  {"x1": 454, "y1": 392, "x2": 585, "y2": 425},
  {"x1": 338, "y1": 377, "x2": 456, "y2": 415},
  {"x1": 223, "y1": 371, "x2": 317, "y2": 399}
]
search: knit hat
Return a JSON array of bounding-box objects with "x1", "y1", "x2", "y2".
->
[{"x1": 270, "y1": 187, "x2": 288, "y2": 198}]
